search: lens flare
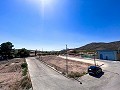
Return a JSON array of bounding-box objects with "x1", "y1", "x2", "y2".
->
[{"x1": 25, "y1": 0, "x2": 56, "y2": 17}]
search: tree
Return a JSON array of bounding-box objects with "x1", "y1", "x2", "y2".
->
[
  {"x1": 0, "y1": 48, "x2": 2, "y2": 59},
  {"x1": 70, "y1": 50, "x2": 79, "y2": 54},
  {"x1": 0, "y1": 48, "x2": 1, "y2": 55},
  {"x1": 0, "y1": 42, "x2": 14, "y2": 59},
  {"x1": 17, "y1": 48, "x2": 30, "y2": 58}
]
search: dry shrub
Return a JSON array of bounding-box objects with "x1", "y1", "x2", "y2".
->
[{"x1": 67, "y1": 72, "x2": 86, "y2": 78}]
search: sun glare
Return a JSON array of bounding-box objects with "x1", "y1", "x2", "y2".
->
[
  {"x1": 25, "y1": 0, "x2": 56, "y2": 16},
  {"x1": 41, "y1": 0, "x2": 55, "y2": 6},
  {"x1": 28, "y1": 0, "x2": 55, "y2": 7}
]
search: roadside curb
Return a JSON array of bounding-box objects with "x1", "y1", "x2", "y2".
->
[{"x1": 25, "y1": 58, "x2": 34, "y2": 90}]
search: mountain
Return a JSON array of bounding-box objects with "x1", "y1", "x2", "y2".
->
[{"x1": 75, "y1": 41, "x2": 120, "y2": 51}]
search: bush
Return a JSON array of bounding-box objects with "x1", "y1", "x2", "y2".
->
[
  {"x1": 21, "y1": 63, "x2": 28, "y2": 76},
  {"x1": 21, "y1": 63, "x2": 27, "y2": 69},
  {"x1": 20, "y1": 76, "x2": 32, "y2": 89},
  {"x1": 67, "y1": 72, "x2": 86, "y2": 78},
  {"x1": 22, "y1": 68, "x2": 27, "y2": 76}
]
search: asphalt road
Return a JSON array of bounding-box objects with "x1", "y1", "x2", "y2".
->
[{"x1": 26, "y1": 57, "x2": 120, "y2": 90}]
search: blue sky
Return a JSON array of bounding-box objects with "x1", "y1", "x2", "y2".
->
[{"x1": 0, "y1": 0, "x2": 120, "y2": 51}]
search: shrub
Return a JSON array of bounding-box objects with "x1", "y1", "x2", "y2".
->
[
  {"x1": 20, "y1": 76, "x2": 32, "y2": 89},
  {"x1": 21, "y1": 63, "x2": 28, "y2": 76},
  {"x1": 21, "y1": 63, "x2": 27, "y2": 69},
  {"x1": 22, "y1": 68, "x2": 27, "y2": 76},
  {"x1": 67, "y1": 72, "x2": 76, "y2": 78},
  {"x1": 67, "y1": 72, "x2": 86, "y2": 78}
]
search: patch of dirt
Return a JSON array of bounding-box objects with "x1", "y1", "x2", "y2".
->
[
  {"x1": 0, "y1": 58, "x2": 32, "y2": 90},
  {"x1": 38, "y1": 56, "x2": 92, "y2": 74}
]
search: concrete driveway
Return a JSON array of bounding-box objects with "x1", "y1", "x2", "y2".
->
[
  {"x1": 26, "y1": 57, "x2": 120, "y2": 90},
  {"x1": 59, "y1": 56, "x2": 120, "y2": 90}
]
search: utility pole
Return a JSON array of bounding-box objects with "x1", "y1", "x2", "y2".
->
[
  {"x1": 35, "y1": 49, "x2": 37, "y2": 56},
  {"x1": 118, "y1": 47, "x2": 120, "y2": 53},
  {"x1": 41, "y1": 48, "x2": 43, "y2": 61},
  {"x1": 39, "y1": 49, "x2": 40, "y2": 58},
  {"x1": 66, "y1": 44, "x2": 68, "y2": 74},
  {"x1": 94, "y1": 52, "x2": 96, "y2": 66}
]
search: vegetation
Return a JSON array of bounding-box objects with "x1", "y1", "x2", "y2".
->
[
  {"x1": 0, "y1": 42, "x2": 14, "y2": 59},
  {"x1": 37, "y1": 51, "x2": 60, "y2": 56},
  {"x1": 21, "y1": 62, "x2": 28, "y2": 69},
  {"x1": 70, "y1": 50, "x2": 79, "y2": 54},
  {"x1": 20, "y1": 76, "x2": 32, "y2": 89},
  {"x1": 0, "y1": 42, "x2": 31, "y2": 89},
  {"x1": 67, "y1": 72, "x2": 86, "y2": 78},
  {"x1": 21, "y1": 62, "x2": 28, "y2": 76},
  {"x1": 20, "y1": 62, "x2": 32, "y2": 89},
  {"x1": 0, "y1": 42, "x2": 30, "y2": 60},
  {"x1": 22, "y1": 68, "x2": 28, "y2": 76},
  {"x1": 81, "y1": 54, "x2": 93, "y2": 58},
  {"x1": 17, "y1": 48, "x2": 30, "y2": 58}
]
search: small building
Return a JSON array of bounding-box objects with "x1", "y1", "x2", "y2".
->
[{"x1": 97, "y1": 48, "x2": 120, "y2": 61}]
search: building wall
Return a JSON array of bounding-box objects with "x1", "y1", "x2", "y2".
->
[{"x1": 97, "y1": 50, "x2": 117, "y2": 60}]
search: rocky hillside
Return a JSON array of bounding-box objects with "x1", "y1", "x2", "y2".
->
[{"x1": 75, "y1": 41, "x2": 120, "y2": 51}]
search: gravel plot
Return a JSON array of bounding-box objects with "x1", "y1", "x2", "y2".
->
[{"x1": 38, "y1": 56, "x2": 92, "y2": 74}]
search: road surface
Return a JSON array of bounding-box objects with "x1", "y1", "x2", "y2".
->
[
  {"x1": 26, "y1": 57, "x2": 120, "y2": 90},
  {"x1": 59, "y1": 56, "x2": 109, "y2": 68},
  {"x1": 26, "y1": 57, "x2": 85, "y2": 90},
  {"x1": 59, "y1": 56, "x2": 120, "y2": 90}
]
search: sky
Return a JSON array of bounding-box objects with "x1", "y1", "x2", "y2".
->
[{"x1": 0, "y1": 0, "x2": 120, "y2": 51}]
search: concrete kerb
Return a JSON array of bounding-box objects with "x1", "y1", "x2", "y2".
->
[
  {"x1": 25, "y1": 58, "x2": 34, "y2": 90},
  {"x1": 27, "y1": 71, "x2": 34, "y2": 90},
  {"x1": 36, "y1": 57, "x2": 83, "y2": 84}
]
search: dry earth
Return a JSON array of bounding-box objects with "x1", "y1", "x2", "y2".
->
[
  {"x1": 0, "y1": 58, "x2": 32, "y2": 90},
  {"x1": 38, "y1": 56, "x2": 92, "y2": 74}
]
